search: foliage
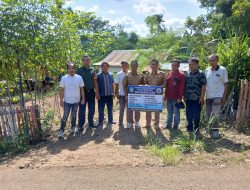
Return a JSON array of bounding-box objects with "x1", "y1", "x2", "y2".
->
[
  {"x1": 148, "y1": 145, "x2": 181, "y2": 165},
  {"x1": 41, "y1": 108, "x2": 55, "y2": 137}
]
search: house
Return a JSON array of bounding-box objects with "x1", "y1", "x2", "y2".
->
[
  {"x1": 160, "y1": 63, "x2": 189, "y2": 73},
  {"x1": 93, "y1": 50, "x2": 139, "y2": 75}
]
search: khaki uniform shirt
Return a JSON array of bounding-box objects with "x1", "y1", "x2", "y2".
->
[
  {"x1": 145, "y1": 71, "x2": 166, "y2": 87},
  {"x1": 123, "y1": 72, "x2": 144, "y2": 88}
]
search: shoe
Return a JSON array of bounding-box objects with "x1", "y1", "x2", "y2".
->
[
  {"x1": 118, "y1": 123, "x2": 124, "y2": 127},
  {"x1": 135, "y1": 122, "x2": 141, "y2": 128},
  {"x1": 71, "y1": 128, "x2": 76, "y2": 133},
  {"x1": 154, "y1": 125, "x2": 160, "y2": 130},
  {"x1": 173, "y1": 125, "x2": 179, "y2": 130},
  {"x1": 74, "y1": 127, "x2": 83, "y2": 134},
  {"x1": 164, "y1": 125, "x2": 171, "y2": 129},
  {"x1": 125, "y1": 123, "x2": 132, "y2": 129},
  {"x1": 97, "y1": 123, "x2": 103, "y2": 127},
  {"x1": 89, "y1": 124, "x2": 98, "y2": 128},
  {"x1": 58, "y1": 130, "x2": 64, "y2": 138},
  {"x1": 108, "y1": 121, "x2": 116, "y2": 125}
]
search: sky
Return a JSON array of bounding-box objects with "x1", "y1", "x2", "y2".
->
[{"x1": 65, "y1": 0, "x2": 207, "y2": 36}]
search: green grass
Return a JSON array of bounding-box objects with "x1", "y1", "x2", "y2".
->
[
  {"x1": 144, "y1": 133, "x2": 206, "y2": 165},
  {"x1": 149, "y1": 145, "x2": 181, "y2": 165}
]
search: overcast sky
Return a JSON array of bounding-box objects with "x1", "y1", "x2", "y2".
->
[{"x1": 65, "y1": 0, "x2": 207, "y2": 36}]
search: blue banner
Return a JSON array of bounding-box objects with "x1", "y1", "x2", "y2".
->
[{"x1": 128, "y1": 85, "x2": 163, "y2": 112}]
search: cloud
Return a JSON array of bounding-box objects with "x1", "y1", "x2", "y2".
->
[
  {"x1": 163, "y1": 17, "x2": 185, "y2": 26},
  {"x1": 133, "y1": 0, "x2": 166, "y2": 15},
  {"x1": 65, "y1": 0, "x2": 71, "y2": 6},
  {"x1": 108, "y1": 10, "x2": 116, "y2": 14},
  {"x1": 105, "y1": 16, "x2": 148, "y2": 36},
  {"x1": 73, "y1": 5, "x2": 99, "y2": 12}
]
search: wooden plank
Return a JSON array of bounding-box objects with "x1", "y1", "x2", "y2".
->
[
  {"x1": 236, "y1": 80, "x2": 244, "y2": 122},
  {"x1": 34, "y1": 105, "x2": 42, "y2": 141},
  {"x1": 241, "y1": 80, "x2": 248, "y2": 120},
  {"x1": 0, "y1": 121, "x2": 3, "y2": 138},
  {"x1": 247, "y1": 84, "x2": 250, "y2": 118},
  {"x1": 16, "y1": 107, "x2": 21, "y2": 134},
  {"x1": 0, "y1": 108, "x2": 8, "y2": 141}
]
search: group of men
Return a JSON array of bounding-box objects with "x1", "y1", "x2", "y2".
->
[{"x1": 58, "y1": 54, "x2": 228, "y2": 138}]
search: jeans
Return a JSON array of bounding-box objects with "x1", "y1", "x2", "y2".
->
[
  {"x1": 186, "y1": 100, "x2": 202, "y2": 131},
  {"x1": 60, "y1": 101, "x2": 79, "y2": 132},
  {"x1": 98, "y1": 96, "x2": 113, "y2": 124},
  {"x1": 206, "y1": 97, "x2": 222, "y2": 128},
  {"x1": 78, "y1": 90, "x2": 95, "y2": 127},
  {"x1": 118, "y1": 96, "x2": 126, "y2": 125},
  {"x1": 166, "y1": 99, "x2": 180, "y2": 128}
]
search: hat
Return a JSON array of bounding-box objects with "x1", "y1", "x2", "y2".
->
[{"x1": 175, "y1": 101, "x2": 185, "y2": 109}]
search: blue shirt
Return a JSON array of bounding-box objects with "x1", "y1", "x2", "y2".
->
[{"x1": 97, "y1": 72, "x2": 114, "y2": 96}]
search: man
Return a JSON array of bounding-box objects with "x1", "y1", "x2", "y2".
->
[
  {"x1": 185, "y1": 58, "x2": 206, "y2": 133},
  {"x1": 164, "y1": 59, "x2": 185, "y2": 129},
  {"x1": 123, "y1": 60, "x2": 144, "y2": 129},
  {"x1": 59, "y1": 63, "x2": 85, "y2": 138},
  {"x1": 77, "y1": 55, "x2": 100, "y2": 130},
  {"x1": 97, "y1": 62, "x2": 116, "y2": 126},
  {"x1": 115, "y1": 61, "x2": 129, "y2": 127},
  {"x1": 145, "y1": 59, "x2": 165, "y2": 129},
  {"x1": 205, "y1": 54, "x2": 228, "y2": 128}
]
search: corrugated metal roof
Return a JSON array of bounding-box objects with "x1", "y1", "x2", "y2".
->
[
  {"x1": 98, "y1": 50, "x2": 139, "y2": 66},
  {"x1": 161, "y1": 63, "x2": 189, "y2": 72}
]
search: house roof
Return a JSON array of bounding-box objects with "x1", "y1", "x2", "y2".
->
[
  {"x1": 161, "y1": 63, "x2": 189, "y2": 72},
  {"x1": 93, "y1": 50, "x2": 139, "y2": 67}
]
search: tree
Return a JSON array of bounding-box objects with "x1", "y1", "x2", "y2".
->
[{"x1": 145, "y1": 14, "x2": 165, "y2": 35}]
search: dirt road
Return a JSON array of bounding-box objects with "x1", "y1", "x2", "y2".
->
[{"x1": 1, "y1": 166, "x2": 250, "y2": 190}]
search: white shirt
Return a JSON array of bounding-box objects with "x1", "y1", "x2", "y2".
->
[
  {"x1": 205, "y1": 65, "x2": 228, "y2": 99},
  {"x1": 115, "y1": 70, "x2": 127, "y2": 96},
  {"x1": 60, "y1": 74, "x2": 85, "y2": 104}
]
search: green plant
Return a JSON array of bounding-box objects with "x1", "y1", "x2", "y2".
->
[
  {"x1": 143, "y1": 133, "x2": 163, "y2": 147},
  {"x1": 149, "y1": 145, "x2": 181, "y2": 165},
  {"x1": 41, "y1": 108, "x2": 55, "y2": 137},
  {"x1": 176, "y1": 135, "x2": 205, "y2": 154}
]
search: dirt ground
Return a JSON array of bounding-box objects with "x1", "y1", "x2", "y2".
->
[{"x1": 0, "y1": 95, "x2": 250, "y2": 189}]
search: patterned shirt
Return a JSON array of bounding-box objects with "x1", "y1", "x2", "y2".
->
[{"x1": 185, "y1": 70, "x2": 206, "y2": 101}]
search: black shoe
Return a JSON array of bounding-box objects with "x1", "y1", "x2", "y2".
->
[
  {"x1": 173, "y1": 125, "x2": 179, "y2": 130},
  {"x1": 164, "y1": 125, "x2": 171, "y2": 129},
  {"x1": 108, "y1": 121, "x2": 116, "y2": 125},
  {"x1": 77, "y1": 127, "x2": 84, "y2": 132},
  {"x1": 187, "y1": 128, "x2": 193, "y2": 132},
  {"x1": 90, "y1": 124, "x2": 98, "y2": 128},
  {"x1": 97, "y1": 123, "x2": 103, "y2": 127}
]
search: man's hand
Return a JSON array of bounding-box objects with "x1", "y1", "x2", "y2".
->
[
  {"x1": 60, "y1": 100, "x2": 64, "y2": 107},
  {"x1": 80, "y1": 99, "x2": 85, "y2": 105},
  {"x1": 96, "y1": 93, "x2": 100, "y2": 100},
  {"x1": 221, "y1": 97, "x2": 226, "y2": 105},
  {"x1": 125, "y1": 95, "x2": 128, "y2": 101},
  {"x1": 199, "y1": 98, "x2": 204, "y2": 106}
]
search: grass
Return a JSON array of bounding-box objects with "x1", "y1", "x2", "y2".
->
[
  {"x1": 148, "y1": 145, "x2": 181, "y2": 165},
  {"x1": 144, "y1": 132, "x2": 206, "y2": 165}
]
